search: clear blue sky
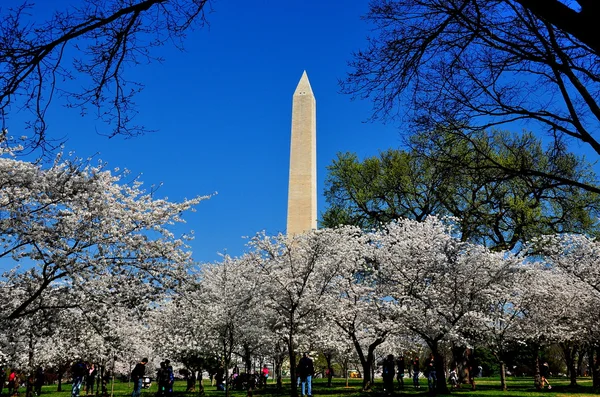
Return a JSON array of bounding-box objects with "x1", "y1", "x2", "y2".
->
[{"x1": 6, "y1": 0, "x2": 403, "y2": 263}]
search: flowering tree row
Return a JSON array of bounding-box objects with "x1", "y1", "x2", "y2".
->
[
  {"x1": 154, "y1": 218, "x2": 600, "y2": 395},
  {"x1": 2, "y1": 149, "x2": 599, "y2": 396}
]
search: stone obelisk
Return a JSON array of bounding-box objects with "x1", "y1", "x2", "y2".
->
[{"x1": 286, "y1": 71, "x2": 317, "y2": 235}]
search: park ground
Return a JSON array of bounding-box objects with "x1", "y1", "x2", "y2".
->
[{"x1": 22, "y1": 377, "x2": 598, "y2": 397}]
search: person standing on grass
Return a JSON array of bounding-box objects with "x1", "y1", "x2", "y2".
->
[
  {"x1": 261, "y1": 365, "x2": 269, "y2": 387},
  {"x1": 382, "y1": 354, "x2": 395, "y2": 395},
  {"x1": 156, "y1": 362, "x2": 167, "y2": 397},
  {"x1": 424, "y1": 353, "x2": 436, "y2": 393},
  {"x1": 298, "y1": 353, "x2": 314, "y2": 397},
  {"x1": 412, "y1": 357, "x2": 420, "y2": 389},
  {"x1": 396, "y1": 356, "x2": 405, "y2": 390},
  {"x1": 85, "y1": 363, "x2": 96, "y2": 396},
  {"x1": 131, "y1": 358, "x2": 148, "y2": 397},
  {"x1": 164, "y1": 360, "x2": 174, "y2": 397},
  {"x1": 34, "y1": 367, "x2": 44, "y2": 396}
]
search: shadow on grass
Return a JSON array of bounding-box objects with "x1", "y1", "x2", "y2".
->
[{"x1": 158, "y1": 377, "x2": 600, "y2": 397}]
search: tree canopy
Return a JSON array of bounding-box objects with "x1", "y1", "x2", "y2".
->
[
  {"x1": 322, "y1": 130, "x2": 600, "y2": 250},
  {"x1": 343, "y1": 0, "x2": 600, "y2": 193}
]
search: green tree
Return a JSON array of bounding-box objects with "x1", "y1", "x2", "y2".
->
[{"x1": 322, "y1": 130, "x2": 600, "y2": 250}]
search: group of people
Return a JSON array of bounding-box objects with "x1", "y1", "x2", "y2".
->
[
  {"x1": 381, "y1": 354, "x2": 429, "y2": 394},
  {"x1": 130, "y1": 358, "x2": 174, "y2": 397},
  {"x1": 0, "y1": 367, "x2": 21, "y2": 397},
  {"x1": 381, "y1": 350, "x2": 479, "y2": 395},
  {"x1": 70, "y1": 360, "x2": 102, "y2": 397}
]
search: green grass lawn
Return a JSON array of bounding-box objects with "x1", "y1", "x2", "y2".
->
[{"x1": 22, "y1": 376, "x2": 598, "y2": 397}]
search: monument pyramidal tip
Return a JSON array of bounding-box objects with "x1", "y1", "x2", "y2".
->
[{"x1": 286, "y1": 71, "x2": 317, "y2": 236}]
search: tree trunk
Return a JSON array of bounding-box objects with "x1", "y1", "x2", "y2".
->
[
  {"x1": 350, "y1": 335, "x2": 385, "y2": 391},
  {"x1": 356, "y1": 344, "x2": 374, "y2": 390},
  {"x1": 197, "y1": 369, "x2": 205, "y2": 397},
  {"x1": 577, "y1": 349, "x2": 585, "y2": 376},
  {"x1": 569, "y1": 345, "x2": 578, "y2": 387},
  {"x1": 560, "y1": 342, "x2": 578, "y2": 387},
  {"x1": 275, "y1": 355, "x2": 283, "y2": 392},
  {"x1": 322, "y1": 352, "x2": 333, "y2": 387},
  {"x1": 533, "y1": 346, "x2": 542, "y2": 390},
  {"x1": 428, "y1": 340, "x2": 449, "y2": 394},
  {"x1": 592, "y1": 346, "x2": 600, "y2": 389},
  {"x1": 288, "y1": 334, "x2": 298, "y2": 397},
  {"x1": 500, "y1": 361, "x2": 507, "y2": 391},
  {"x1": 57, "y1": 366, "x2": 66, "y2": 392},
  {"x1": 242, "y1": 343, "x2": 252, "y2": 374}
]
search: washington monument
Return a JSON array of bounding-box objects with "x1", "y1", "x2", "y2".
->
[{"x1": 286, "y1": 71, "x2": 317, "y2": 235}]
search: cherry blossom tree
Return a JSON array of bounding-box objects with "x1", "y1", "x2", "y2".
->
[
  {"x1": 374, "y1": 217, "x2": 520, "y2": 392},
  {"x1": 533, "y1": 234, "x2": 600, "y2": 387},
  {"x1": 151, "y1": 293, "x2": 215, "y2": 396},
  {"x1": 195, "y1": 255, "x2": 259, "y2": 397},
  {"x1": 249, "y1": 228, "x2": 358, "y2": 397},
  {"x1": 321, "y1": 228, "x2": 398, "y2": 390},
  {"x1": 0, "y1": 152, "x2": 207, "y2": 321},
  {"x1": 462, "y1": 264, "x2": 531, "y2": 391}
]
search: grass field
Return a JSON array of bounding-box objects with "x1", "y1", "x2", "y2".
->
[{"x1": 18, "y1": 376, "x2": 598, "y2": 397}]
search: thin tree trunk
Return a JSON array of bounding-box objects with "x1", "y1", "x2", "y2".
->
[
  {"x1": 288, "y1": 331, "x2": 298, "y2": 397},
  {"x1": 57, "y1": 366, "x2": 65, "y2": 392},
  {"x1": 533, "y1": 346, "x2": 542, "y2": 390},
  {"x1": 243, "y1": 344, "x2": 252, "y2": 374},
  {"x1": 593, "y1": 346, "x2": 600, "y2": 389},
  {"x1": 275, "y1": 354, "x2": 283, "y2": 392},
  {"x1": 569, "y1": 345, "x2": 578, "y2": 387},
  {"x1": 577, "y1": 349, "x2": 585, "y2": 376},
  {"x1": 324, "y1": 352, "x2": 333, "y2": 387},
  {"x1": 197, "y1": 369, "x2": 205, "y2": 397},
  {"x1": 500, "y1": 362, "x2": 507, "y2": 391}
]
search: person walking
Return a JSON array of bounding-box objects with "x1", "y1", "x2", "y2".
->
[
  {"x1": 297, "y1": 353, "x2": 314, "y2": 397},
  {"x1": 260, "y1": 365, "x2": 269, "y2": 387},
  {"x1": 382, "y1": 354, "x2": 395, "y2": 395},
  {"x1": 71, "y1": 359, "x2": 87, "y2": 397},
  {"x1": 130, "y1": 358, "x2": 148, "y2": 397}
]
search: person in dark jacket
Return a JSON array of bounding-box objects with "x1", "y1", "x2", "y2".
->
[
  {"x1": 34, "y1": 367, "x2": 44, "y2": 396},
  {"x1": 71, "y1": 360, "x2": 87, "y2": 397},
  {"x1": 412, "y1": 357, "x2": 420, "y2": 389},
  {"x1": 424, "y1": 353, "x2": 436, "y2": 392},
  {"x1": 396, "y1": 356, "x2": 405, "y2": 390},
  {"x1": 85, "y1": 364, "x2": 97, "y2": 396},
  {"x1": 297, "y1": 353, "x2": 314, "y2": 397},
  {"x1": 382, "y1": 354, "x2": 395, "y2": 395},
  {"x1": 131, "y1": 358, "x2": 148, "y2": 397}
]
